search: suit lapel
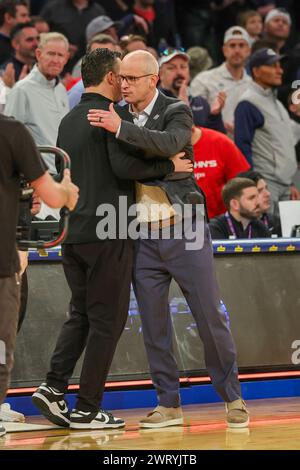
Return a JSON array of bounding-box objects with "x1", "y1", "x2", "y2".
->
[
  {"x1": 115, "y1": 103, "x2": 134, "y2": 123},
  {"x1": 144, "y1": 92, "x2": 165, "y2": 130}
]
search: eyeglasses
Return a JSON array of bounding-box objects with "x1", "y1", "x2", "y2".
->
[{"x1": 119, "y1": 74, "x2": 155, "y2": 85}]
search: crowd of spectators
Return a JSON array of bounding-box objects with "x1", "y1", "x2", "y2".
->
[{"x1": 1, "y1": 0, "x2": 300, "y2": 238}]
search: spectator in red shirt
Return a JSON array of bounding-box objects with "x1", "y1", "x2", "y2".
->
[{"x1": 192, "y1": 126, "x2": 250, "y2": 219}]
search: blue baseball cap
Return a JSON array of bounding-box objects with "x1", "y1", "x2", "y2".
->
[{"x1": 248, "y1": 48, "x2": 284, "y2": 70}]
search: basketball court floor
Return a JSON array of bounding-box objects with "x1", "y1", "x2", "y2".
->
[{"x1": 1, "y1": 397, "x2": 299, "y2": 450}]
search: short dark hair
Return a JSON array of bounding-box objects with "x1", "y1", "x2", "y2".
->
[
  {"x1": 222, "y1": 177, "x2": 256, "y2": 209},
  {"x1": 81, "y1": 48, "x2": 121, "y2": 88},
  {"x1": 0, "y1": 0, "x2": 28, "y2": 27},
  {"x1": 10, "y1": 21, "x2": 35, "y2": 41},
  {"x1": 251, "y1": 38, "x2": 278, "y2": 54},
  {"x1": 238, "y1": 170, "x2": 264, "y2": 184}
]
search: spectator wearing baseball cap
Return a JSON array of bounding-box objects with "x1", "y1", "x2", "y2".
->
[
  {"x1": 235, "y1": 48, "x2": 299, "y2": 214},
  {"x1": 85, "y1": 13, "x2": 151, "y2": 49},
  {"x1": 85, "y1": 15, "x2": 120, "y2": 43},
  {"x1": 190, "y1": 26, "x2": 251, "y2": 139},
  {"x1": 158, "y1": 48, "x2": 226, "y2": 134},
  {"x1": 264, "y1": 8, "x2": 291, "y2": 52}
]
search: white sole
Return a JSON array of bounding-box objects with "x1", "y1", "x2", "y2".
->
[
  {"x1": 139, "y1": 417, "x2": 184, "y2": 429},
  {"x1": 0, "y1": 410, "x2": 25, "y2": 423},
  {"x1": 70, "y1": 422, "x2": 125, "y2": 430},
  {"x1": 32, "y1": 393, "x2": 70, "y2": 426},
  {"x1": 227, "y1": 417, "x2": 250, "y2": 429}
]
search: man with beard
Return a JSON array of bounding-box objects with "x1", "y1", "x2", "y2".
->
[
  {"x1": 159, "y1": 49, "x2": 226, "y2": 133},
  {"x1": 209, "y1": 178, "x2": 271, "y2": 239},
  {"x1": 0, "y1": 0, "x2": 30, "y2": 65},
  {"x1": 238, "y1": 170, "x2": 282, "y2": 237},
  {"x1": 0, "y1": 22, "x2": 39, "y2": 81}
]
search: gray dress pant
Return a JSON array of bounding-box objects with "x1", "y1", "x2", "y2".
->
[{"x1": 133, "y1": 224, "x2": 241, "y2": 407}]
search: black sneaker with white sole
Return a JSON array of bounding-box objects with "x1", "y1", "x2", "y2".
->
[
  {"x1": 32, "y1": 383, "x2": 70, "y2": 427},
  {"x1": 70, "y1": 409, "x2": 125, "y2": 429}
]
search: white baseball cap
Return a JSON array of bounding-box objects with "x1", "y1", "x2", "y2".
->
[
  {"x1": 223, "y1": 26, "x2": 251, "y2": 46},
  {"x1": 158, "y1": 49, "x2": 189, "y2": 68},
  {"x1": 264, "y1": 8, "x2": 292, "y2": 26}
]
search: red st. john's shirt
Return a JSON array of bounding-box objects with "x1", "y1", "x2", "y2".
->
[{"x1": 193, "y1": 127, "x2": 250, "y2": 219}]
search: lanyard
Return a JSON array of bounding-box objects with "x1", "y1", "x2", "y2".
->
[
  {"x1": 225, "y1": 212, "x2": 252, "y2": 239},
  {"x1": 261, "y1": 214, "x2": 269, "y2": 228}
]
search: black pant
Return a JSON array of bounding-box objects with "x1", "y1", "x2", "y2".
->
[
  {"x1": 18, "y1": 270, "x2": 28, "y2": 332},
  {"x1": 46, "y1": 240, "x2": 133, "y2": 412}
]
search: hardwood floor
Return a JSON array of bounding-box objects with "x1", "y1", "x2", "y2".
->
[{"x1": 1, "y1": 397, "x2": 300, "y2": 450}]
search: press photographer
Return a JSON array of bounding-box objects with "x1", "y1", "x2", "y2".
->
[{"x1": 0, "y1": 114, "x2": 78, "y2": 437}]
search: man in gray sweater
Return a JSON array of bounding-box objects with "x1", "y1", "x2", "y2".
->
[
  {"x1": 235, "y1": 48, "x2": 300, "y2": 214},
  {"x1": 5, "y1": 32, "x2": 70, "y2": 175}
]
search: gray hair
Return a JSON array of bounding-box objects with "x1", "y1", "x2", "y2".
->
[{"x1": 38, "y1": 32, "x2": 69, "y2": 50}]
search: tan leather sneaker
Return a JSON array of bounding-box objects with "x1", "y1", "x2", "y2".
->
[
  {"x1": 226, "y1": 399, "x2": 249, "y2": 428},
  {"x1": 139, "y1": 405, "x2": 184, "y2": 428}
]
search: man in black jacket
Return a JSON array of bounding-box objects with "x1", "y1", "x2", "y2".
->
[
  {"x1": 238, "y1": 170, "x2": 282, "y2": 237},
  {"x1": 87, "y1": 50, "x2": 249, "y2": 430},
  {"x1": 0, "y1": 0, "x2": 30, "y2": 65},
  {"x1": 32, "y1": 48, "x2": 192, "y2": 430},
  {"x1": 209, "y1": 177, "x2": 271, "y2": 239}
]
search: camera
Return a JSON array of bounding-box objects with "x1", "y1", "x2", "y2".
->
[
  {"x1": 16, "y1": 177, "x2": 34, "y2": 246},
  {"x1": 16, "y1": 146, "x2": 71, "y2": 250}
]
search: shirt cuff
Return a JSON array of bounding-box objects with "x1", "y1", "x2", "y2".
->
[{"x1": 116, "y1": 123, "x2": 121, "y2": 138}]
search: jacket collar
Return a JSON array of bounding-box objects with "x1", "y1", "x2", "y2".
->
[
  {"x1": 129, "y1": 88, "x2": 158, "y2": 119},
  {"x1": 124, "y1": 90, "x2": 167, "y2": 128},
  {"x1": 144, "y1": 90, "x2": 166, "y2": 129},
  {"x1": 250, "y1": 81, "x2": 275, "y2": 98},
  {"x1": 219, "y1": 62, "x2": 248, "y2": 82},
  {"x1": 29, "y1": 64, "x2": 59, "y2": 88},
  {"x1": 81, "y1": 92, "x2": 111, "y2": 102}
]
